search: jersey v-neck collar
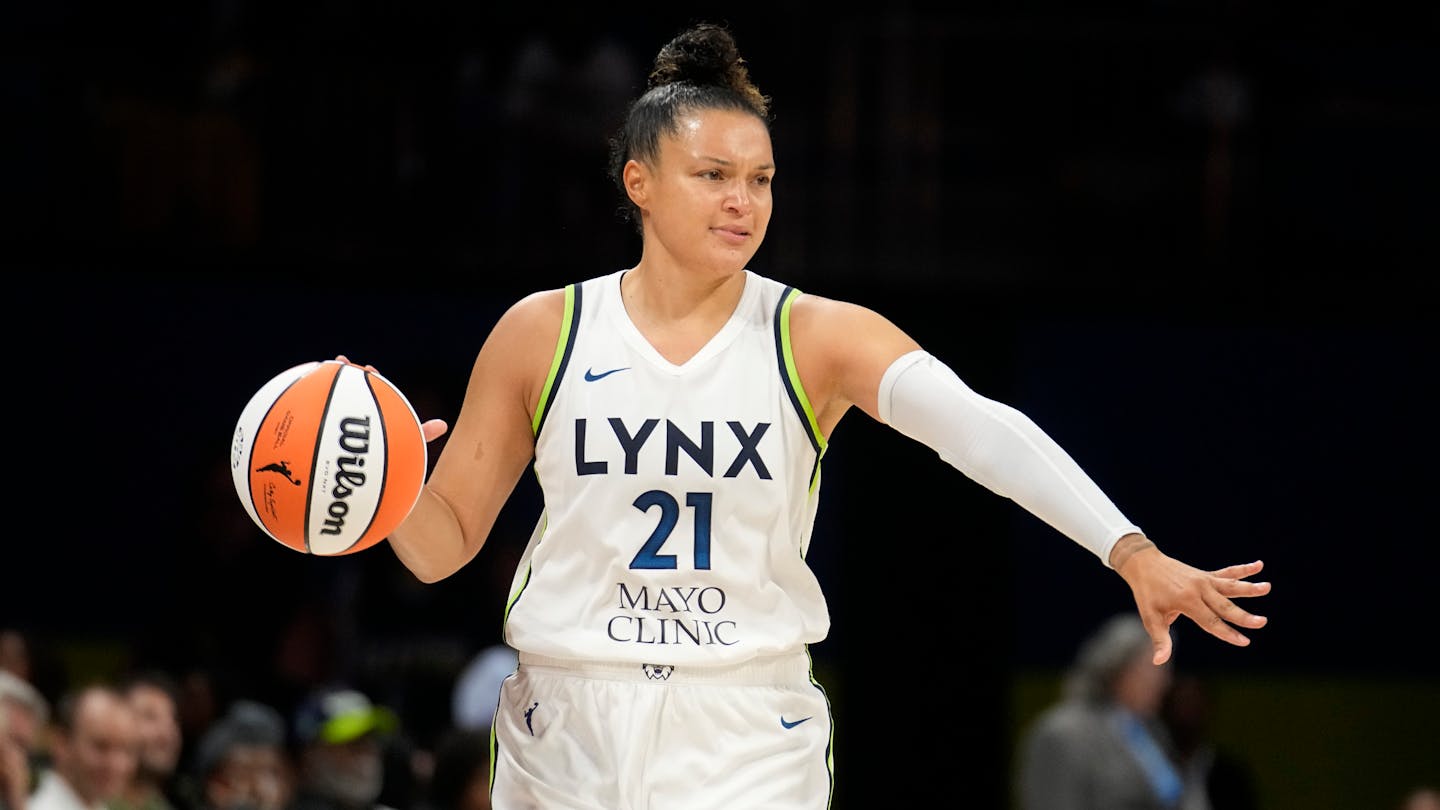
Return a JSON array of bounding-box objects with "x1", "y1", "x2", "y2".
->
[{"x1": 609, "y1": 269, "x2": 757, "y2": 375}]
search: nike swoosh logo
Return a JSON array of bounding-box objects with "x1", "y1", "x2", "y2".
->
[
  {"x1": 584, "y1": 366, "x2": 630, "y2": 382},
  {"x1": 780, "y1": 716, "x2": 813, "y2": 729}
]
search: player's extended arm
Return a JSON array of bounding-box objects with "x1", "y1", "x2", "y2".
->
[
  {"x1": 879, "y1": 349, "x2": 1269, "y2": 664},
  {"x1": 879, "y1": 350, "x2": 1140, "y2": 563},
  {"x1": 385, "y1": 290, "x2": 563, "y2": 583}
]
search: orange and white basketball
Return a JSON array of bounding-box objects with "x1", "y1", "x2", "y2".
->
[{"x1": 229, "y1": 359, "x2": 427, "y2": 555}]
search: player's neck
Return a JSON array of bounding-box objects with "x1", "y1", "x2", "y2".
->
[
  {"x1": 620, "y1": 264, "x2": 747, "y2": 365},
  {"x1": 620, "y1": 262, "x2": 746, "y2": 326}
]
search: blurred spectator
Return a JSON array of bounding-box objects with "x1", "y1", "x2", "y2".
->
[
  {"x1": 1400, "y1": 786, "x2": 1440, "y2": 810},
  {"x1": 419, "y1": 728, "x2": 490, "y2": 810},
  {"x1": 0, "y1": 671, "x2": 48, "y2": 760},
  {"x1": 290, "y1": 686, "x2": 398, "y2": 810},
  {"x1": 0, "y1": 634, "x2": 62, "y2": 715},
  {"x1": 1161, "y1": 672, "x2": 1259, "y2": 810},
  {"x1": 1, "y1": 672, "x2": 50, "y2": 810},
  {"x1": 28, "y1": 684, "x2": 137, "y2": 810},
  {"x1": 1015, "y1": 614, "x2": 1189, "y2": 810},
  {"x1": 0, "y1": 634, "x2": 31, "y2": 684},
  {"x1": 173, "y1": 664, "x2": 227, "y2": 773},
  {"x1": 449, "y1": 645, "x2": 516, "y2": 734},
  {"x1": 1, "y1": 721, "x2": 27, "y2": 810},
  {"x1": 189, "y1": 700, "x2": 293, "y2": 810},
  {"x1": 112, "y1": 671, "x2": 184, "y2": 810}
]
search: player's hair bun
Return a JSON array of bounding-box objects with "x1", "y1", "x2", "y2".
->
[{"x1": 648, "y1": 23, "x2": 768, "y2": 118}]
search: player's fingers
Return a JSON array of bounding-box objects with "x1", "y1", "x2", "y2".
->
[
  {"x1": 1207, "y1": 591, "x2": 1268, "y2": 630},
  {"x1": 1194, "y1": 595, "x2": 1261, "y2": 648},
  {"x1": 1201, "y1": 611, "x2": 1251, "y2": 647},
  {"x1": 1217, "y1": 577, "x2": 1272, "y2": 600},
  {"x1": 1210, "y1": 559, "x2": 1264, "y2": 579},
  {"x1": 1141, "y1": 611, "x2": 1176, "y2": 666},
  {"x1": 422, "y1": 419, "x2": 449, "y2": 443},
  {"x1": 334, "y1": 355, "x2": 380, "y2": 373}
]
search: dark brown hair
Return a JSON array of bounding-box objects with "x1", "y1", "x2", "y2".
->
[{"x1": 607, "y1": 22, "x2": 771, "y2": 233}]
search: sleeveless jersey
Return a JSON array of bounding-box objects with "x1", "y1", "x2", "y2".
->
[{"x1": 502, "y1": 268, "x2": 831, "y2": 667}]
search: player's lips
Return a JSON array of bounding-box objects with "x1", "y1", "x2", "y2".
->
[{"x1": 712, "y1": 225, "x2": 750, "y2": 243}]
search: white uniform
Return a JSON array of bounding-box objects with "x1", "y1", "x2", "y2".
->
[{"x1": 491, "y1": 269, "x2": 836, "y2": 809}]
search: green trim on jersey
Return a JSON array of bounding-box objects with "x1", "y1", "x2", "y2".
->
[
  {"x1": 500, "y1": 514, "x2": 542, "y2": 654},
  {"x1": 532, "y1": 284, "x2": 577, "y2": 436},
  {"x1": 804, "y1": 645, "x2": 837, "y2": 808},
  {"x1": 778, "y1": 288, "x2": 828, "y2": 490},
  {"x1": 504, "y1": 542, "x2": 536, "y2": 627}
]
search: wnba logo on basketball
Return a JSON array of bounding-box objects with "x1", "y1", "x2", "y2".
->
[{"x1": 319, "y1": 416, "x2": 373, "y2": 537}]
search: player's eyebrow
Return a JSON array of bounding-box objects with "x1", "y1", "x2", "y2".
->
[{"x1": 699, "y1": 155, "x2": 775, "y2": 172}]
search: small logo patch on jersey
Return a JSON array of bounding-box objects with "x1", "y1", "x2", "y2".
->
[
  {"x1": 641, "y1": 664, "x2": 674, "y2": 681},
  {"x1": 780, "y1": 716, "x2": 813, "y2": 729},
  {"x1": 584, "y1": 366, "x2": 630, "y2": 382},
  {"x1": 524, "y1": 702, "x2": 538, "y2": 736}
]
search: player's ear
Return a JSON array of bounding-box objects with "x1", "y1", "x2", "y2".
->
[{"x1": 623, "y1": 159, "x2": 648, "y2": 207}]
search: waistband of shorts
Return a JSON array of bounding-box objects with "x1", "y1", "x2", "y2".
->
[{"x1": 516, "y1": 650, "x2": 813, "y2": 686}]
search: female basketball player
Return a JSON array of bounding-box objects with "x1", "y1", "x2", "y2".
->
[{"x1": 368, "y1": 21, "x2": 1270, "y2": 809}]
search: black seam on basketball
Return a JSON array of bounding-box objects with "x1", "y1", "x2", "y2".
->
[
  {"x1": 306, "y1": 363, "x2": 344, "y2": 554},
  {"x1": 356, "y1": 370, "x2": 386, "y2": 551}
]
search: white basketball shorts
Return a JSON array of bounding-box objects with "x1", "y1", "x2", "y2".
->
[{"x1": 490, "y1": 651, "x2": 834, "y2": 809}]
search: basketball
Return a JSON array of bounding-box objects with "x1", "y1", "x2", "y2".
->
[{"x1": 229, "y1": 359, "x2": 428, "y2": 556}]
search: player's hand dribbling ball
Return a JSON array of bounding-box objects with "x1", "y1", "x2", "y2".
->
[{"x1": 230, "y1": 359, "x2": 427, "y2": 556}]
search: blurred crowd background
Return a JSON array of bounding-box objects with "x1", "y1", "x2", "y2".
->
[{"x1": 3, "y1": 3, "x2": 1436, "y2": 808}]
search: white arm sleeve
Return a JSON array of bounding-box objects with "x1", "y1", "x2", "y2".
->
[{"x1": 877, "y1": 349, "x2": 1142, "y2": 567}]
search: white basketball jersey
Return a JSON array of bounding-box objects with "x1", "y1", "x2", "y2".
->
[{"x1": 503, "y1": 268, "x2": 831, "y2": 667}]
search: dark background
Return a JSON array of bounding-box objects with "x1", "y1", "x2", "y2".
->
[{"x1": 3, "y1": 3, "x2": 1437, "y2": 808}]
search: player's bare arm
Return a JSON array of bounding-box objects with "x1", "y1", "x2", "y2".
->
[
  {"x1": 389, "y1": 289, "x2": 565, "y2": 583},
  {"x1": 786, "y1": 293, "x2": 921, "y2": 440}
]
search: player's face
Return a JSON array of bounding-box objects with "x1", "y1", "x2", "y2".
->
[{"x1": 644, "y1": 107, "x2": 774, "y2": 276}]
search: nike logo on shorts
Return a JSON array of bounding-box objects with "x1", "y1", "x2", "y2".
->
[
  {"x1": 780, "y1": 716, "x2": 813, "y2": 729},
  {"x1": 584, "y1": 366, "x2": 630, "y2": 382}
]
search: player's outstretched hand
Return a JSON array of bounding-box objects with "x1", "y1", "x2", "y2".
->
[
  {"x1": 1111, "y1": 535, "x2": 1270, "y2": 665},
  {"x1": 335, "y1": 355, "x2": 450, "y2": 443}
]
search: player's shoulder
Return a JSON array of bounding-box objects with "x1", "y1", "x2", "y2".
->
[
  {"x1": 508, "y1": 270, "x2": 621, "y2": 316},
  {"x1": 788, "y1": 290, "x2": 893, "y2": 336},
  {"x1": 497, "y1": 287, "x2": 568, "y2": 335}
]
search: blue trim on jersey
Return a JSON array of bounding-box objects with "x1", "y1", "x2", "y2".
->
[
  {"x1": 535, "y1": 282, "x2": 582, "y2": 437},
  {"x1": 774, "y1": 286, "x2": 822, "y2": 459},
  {"x1": 774, "y1": 286, "x2": 823, "y2": 490}
]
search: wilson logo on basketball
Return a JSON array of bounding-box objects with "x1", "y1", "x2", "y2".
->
[{"x1": 320, "y1": 416, "x2": 372, "y2": 537}]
